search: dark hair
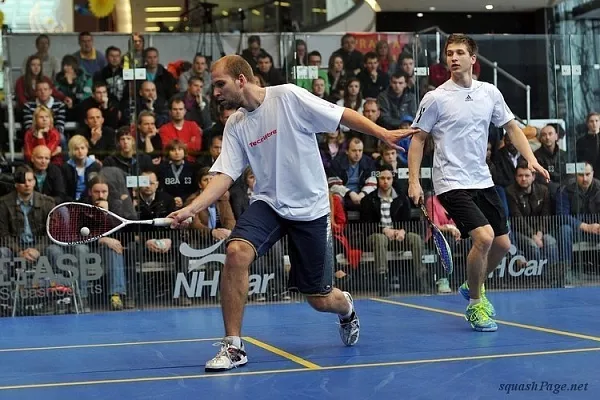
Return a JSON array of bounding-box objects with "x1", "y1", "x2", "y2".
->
[
  {"x1": 444, "y1": 33, "x2": 478, "y2": 56},
  {"x1": 105, "y1": 46, "x2": 121, "y2": 59},
  {"x1": 14, "y1": 165, "x2": 34, "y2": 184},
  {"x1": 364, "y1": 52, "x2": 378, "y2": 63}
]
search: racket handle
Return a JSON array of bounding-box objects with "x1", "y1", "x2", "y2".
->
[{"x1": 153, "y1": 217, "x2": 193, "y2": 227}]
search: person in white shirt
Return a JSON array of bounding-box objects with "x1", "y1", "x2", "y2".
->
[
  {"x1": 407, "y1": 34, "x2": 549, "y2": 333},
  {"x1": 168, "y1": 55, "x2": 417, "y2": 372}
]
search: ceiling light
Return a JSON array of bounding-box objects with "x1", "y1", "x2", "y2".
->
[
  {"x1": 429, "y1": 7, "x2": 435, "y2": 11},
  {"x1": 485, "y1": 4, "x2": 494, "y2": 10},
  {"x1": 417, "y1": 12, "x2": 423, "y2": 17}
]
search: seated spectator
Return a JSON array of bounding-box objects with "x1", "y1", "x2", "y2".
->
[
  {"x1": 0, "y1": 165, "x2": 62, "y2": 274},
  {"x1": 23, "y1": 81, "x2": 67, "y2": 137},
  {"x1": 556, "y1": 162, "x2": 600, "y2": 271},
  {"x1": 77, "y1": 107, "x2": 116, "y2": 162},
  {"x1": 186, "y1": 167, "x2": 236, "y2": 242},
  {"x1": 61, "y1": 135, "x2": 101, "y2": 201},
  {"x1": 320, "y1": 129, "x2": 348, "y2": 171},
  {"x1": 356, "y1": 52, "x2": 389, "y2": 99},
  {"x1": 360, "y1": 164, "x2": 427, "y2": 295},
  {"x1": 30, "y1": 145, "x2": 67, "y2": 204},
  {"x1": 72, "y1": 32, "x2": 106, "y2": 77},
  {"x1": 76, "y1": 175, "x2": 131, "y2": 311},
  {"x1": 122, "y1": 33, "x2": 145, "y2": 69},
  {"x1": 240, "y1": 35, "x2": 271, "y2": 73},
  {"x1": 534, "y1": 124, "x2": 569, "y2": 196},
  {"x1": 23, "y1": 105, "x2": 63, "y2": 165},
  {"x1": 103, "y1": 126, "x2": 154, "y2": 176},
  {"x1": 54, "y1": 55, "x2": 92, "y2": 120},
  {"x1": 22, "y1": 34, "x2": 61, "y2": 80},
  {"x1": 575, "y1": 112, "x2": 600, "y2": 172},
  {"x1": 506, "y1": 161, "x2": 558, "y2": 269},
  {"x1": 143, "y1": 47, "x2": 178, "y2": 101},
  {"x1": 327, "y1": 54, "x2": 346, "y2": 102},
  {"x1": 16, "y1": 55, "x2": 65, "y2": 110},
  {"x1": 337, "y1": 78, "x2": 365, "y2": 133},
  {"x1": 182, "y1": 76, "x2": 212, "y2": 130},
  {"x1": 374, "y1": 142, "x2": 404, "y2": 171},
  {"x1": 376, "y1": 72, "x2": 416, "y2": 129},
  {"x1": 398, "y1": 55, "x2": 416, "y2": 93},
  {"x1": 158, "y1": 139, "x2": 197, "y2": 209},
  {"x1": 78, "y1": 81, "x2": 121, "y2": 129},
  {"x1": 328, "y1": 137, "x2": 376, "y2": 211},
  {"x1": 283, "y1": 39, "x2": 308, "y2": 77},
  {"x1": 159, "y1": 97, "x2": 203, "y2": 162},
  {"x1": 179, "y1": 53, "x2": 211, "y2": 96},
  {"x1": 493, "y1": 134, "x2": 523, "y2": 188},
  {"x1": 202, "y1": 104, "x2": 236, "y2": 151},
  {"x1": 137, "y1": 81, "x2": 169, "y2": 128},
  {"x1": 311, "y1": 77, "x2": 327, "y2": 100},
  {"x1": 136, "y1": 111, "x2": 163, "y2": 164},
  {"x1": 93, "y1": 46, "x2": 127, "y2": 108},
  {"x1": 196, "y1": 135, "x2": 222, "y2": 169},
  {"x1": 332, "y1": 34, "x2": 363, "y2": 77},
  {"x1": 257, "y1": 53, "x2": 286, "y2": 87},
  {"x1": 347, "y1": 99, "x2": 383, "y2": 156},
  {"x1": 295, "y1": 51, "x2": 330, "y2": 96},
  {"x1": 375, "y1": 40, "x2": 397, "y2": 76}
]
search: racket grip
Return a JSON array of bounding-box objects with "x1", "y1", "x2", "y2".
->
[{"x1": 153, "y1": 217, "x2": 193, "y2": 227}]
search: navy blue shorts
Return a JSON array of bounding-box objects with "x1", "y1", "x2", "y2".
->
[{"x1": 227, "y1": 200, "x2": 333, "y2": 296}]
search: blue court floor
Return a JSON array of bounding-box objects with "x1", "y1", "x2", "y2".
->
[{"x1": 1, "y1": 287, "x2": 599, "y2": 399}]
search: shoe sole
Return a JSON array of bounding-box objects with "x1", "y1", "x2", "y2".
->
[
  {"x1": 205, "y1": 356, "x2": 248, "y2": 372},
  {"x1": 470, "y1": 324, "x2": 498, "y2": 332}
]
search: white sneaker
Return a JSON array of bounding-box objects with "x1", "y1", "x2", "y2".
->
[
  {"x1": 205, "y1": 337, "x2": 248, "y2": 372},
  {"x1": 338, "y1": 291, "x2": 360, "y2": 346}
]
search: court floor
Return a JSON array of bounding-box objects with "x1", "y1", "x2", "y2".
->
[{"x1": 0, "y1": 287, "x2": 599, "y2": 399}]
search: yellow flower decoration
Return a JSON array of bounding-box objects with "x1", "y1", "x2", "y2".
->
[
  {"x1": 0, "y1": 10, "x2": 4, "y2": 27},
  {"x1": 89, "y1": 0, "x2": 116, "y2": 18}
]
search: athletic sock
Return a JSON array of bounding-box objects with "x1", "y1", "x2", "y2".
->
[
  {"x1": 339, "y1": 300, "x2": 354, "y2": 321},
  {"x1": 469, "y1": 298, "x2": 481, "y2": 305},
  {"x1": 225, "y1": 335, "x2": 242, "y2": 349}
]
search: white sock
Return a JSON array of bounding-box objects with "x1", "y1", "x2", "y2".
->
[
  {"x1": 469, "y1": 298, "x2": 481, "y2": 305},
  {"x1": 340, "y1": 300, "x2": 353, "y2": 320},
  {"x1": 225, "y1": 335, "x2": 242, "y2": 348}
]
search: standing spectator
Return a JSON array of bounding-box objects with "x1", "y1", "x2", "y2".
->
[
  {"x1": 179, "y1": 53, "x2": 211, "y2": 96},
  {"x1": 143, "y1": 47, "x2": 178, "y2": 101},
  {"x1": 377, "y1": 72, "x2": 416, "y2": 129},
  {"x1": 22, "y1": 34, "x2": 61, "y2": 80},
  {"x1": 72, "y1": 32, "x2": 107, "y2": 77}
]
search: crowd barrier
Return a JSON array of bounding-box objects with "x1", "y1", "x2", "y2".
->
[{"x1": 1, "y1": 216, "x2": 598, "y2": 317}]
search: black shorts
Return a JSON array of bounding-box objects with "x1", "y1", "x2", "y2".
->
[
  {"x1": 437, "y1": 187, "x2": 510, "y2": 239},
  {"x1": 227, "y1": 200, "x2": 333, "y2": 296}
]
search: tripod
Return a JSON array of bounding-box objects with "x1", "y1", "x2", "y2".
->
[{"x1": 191, "y1": 1, "x2": 226, "y2": 63}]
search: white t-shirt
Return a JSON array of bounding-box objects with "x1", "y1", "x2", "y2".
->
[
  {"x1": 411, "y1": 79, "x2": 514, "y2": 195},
  {"x1": 210, "y1": 84, "x2": 345, "y2": 221}
]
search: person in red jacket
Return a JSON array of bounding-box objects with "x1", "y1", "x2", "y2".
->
[
  {"x1": 158, "y1": 97, "x2": 203, "y2": 162},
  {"x1": 15, "y1": 55, "x2": 65, "y2": 110},
  {"x1": 23, "y1": 105, "x2": 63, "y2": 165}
]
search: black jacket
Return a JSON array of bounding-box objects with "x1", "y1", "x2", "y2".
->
[
  {"x1": 33, "y1": 163, "x2": 68, "y2": 205},
  {"x1": 505, "y1": 182, "x2": 551, "y2": 236},
  {"x1": 359, "y1": 182, "x2": 411, "y2": 237}
]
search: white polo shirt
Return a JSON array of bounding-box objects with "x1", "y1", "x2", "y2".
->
[
  {"x1": 210, "y1": 84, "x2": 345, "y2": 221},
  {"x1": 411, "y1": 79, "x2": 514, "y2": 195}
]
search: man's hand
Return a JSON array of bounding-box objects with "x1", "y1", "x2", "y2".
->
[
  {"x1": 380, "y1": 128, "x2": 420, "y2": 152},
  {"x1": 529, "y1": 160, "x2": 551, "y2": 183},
  {"x1": 99, "y1": 237, "x2": 123, "y2": 254},
  {"x1": 383, "y1": 227, "x2": 396, "y2": 240},
  {"x1": 395, "y1": 229, "x2": 406, "y2": 241},
  {"x1": 533, "y1": 231, "x2": 544, "y2": 248},
  {"x1": 19, "y1": 248, "x2": 40, "y2": 262},
  {"x1": 167, "y1": 206, "x2": 196, "y2": 229},
  {"x1": 212, "y1": 228, "x2": 231, "y2": 241},
  {"x1": 408, "y1": 182, "x2": 424, "y2": 206},
  {"x1": 349, "y1": 191, "x2": 362, "y2": 205}
]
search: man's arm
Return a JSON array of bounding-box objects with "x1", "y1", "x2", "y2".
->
[
  {"x1": 168, "y1": 173, "x2": 234, "y2": 226},
  {"x1": 339, "y1": 108, "x2": 417, "y2": 151},
  {"x1": 406, "y1": 130, "x2": 427, "y2": 205}
]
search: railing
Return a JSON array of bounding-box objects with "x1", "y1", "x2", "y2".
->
[
  {"x1": 0, "y1": 215, "x2": 598, "y2": 317},
  {"x1": 416, "y1": 26, "x2": 532, "y2": 124}
]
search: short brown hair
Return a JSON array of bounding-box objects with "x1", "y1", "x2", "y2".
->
[
  {"x1": 213, "y1": 55, "x2": 254, "y2": 81},
  {"x1": 444, "y1": 33, "x2": 478, "y2": 56}
]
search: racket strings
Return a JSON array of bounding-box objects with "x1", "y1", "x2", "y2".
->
[{"x1": 47, "y1": 204, "x2": 121, "y2": 244}]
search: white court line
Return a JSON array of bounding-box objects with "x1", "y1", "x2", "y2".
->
[{"x1": 0, "y1": 338, "x2": 221, "y2": 353}]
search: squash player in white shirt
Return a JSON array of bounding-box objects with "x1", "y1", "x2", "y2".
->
[
  {"x1": 168, "y1": 55, "x2": 419, "y2": 372},
  {"x1": 407, "y1": 34, "x2": 550, "y2": 332}
]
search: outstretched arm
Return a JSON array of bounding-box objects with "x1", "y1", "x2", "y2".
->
[
  {"x1": 340, "y1": 108, "x2": 419, "y2": 151},
  {"x1": 503, "y1": 120, "x2": 550, "y2": 182},
  {"x1": 167, "y1": 173, "x2": 234, "y2": 227}
]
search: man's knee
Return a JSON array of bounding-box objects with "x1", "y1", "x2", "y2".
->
[
  {"x1": 492, "y1": 234, "x2": 511, "y2": 254},
  {"x1": 225, "y1": 239, "x2": 256, "y2": 268},
  {"x1": 405, "y1": 232, "x2": 424, "y2": 248},
  {"x1": 306, "y1": 295, "x2": 330, "y2": 312},
  {"x1": 369, "y1": 233, "x2": 388, "y2": 247},
  {"x1": 471, "y1": 225, "x2": 495, "y2": 252}
]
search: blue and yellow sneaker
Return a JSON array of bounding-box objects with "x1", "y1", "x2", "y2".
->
[
  {"x1": 465, "y1": 302, "x2": 498, "y2": 332},
  {"x1": 459, "y1": 281, "x2": 496, "y2": 317}
]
